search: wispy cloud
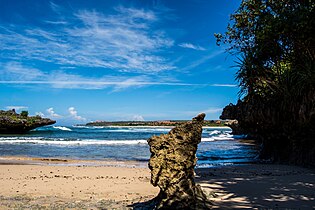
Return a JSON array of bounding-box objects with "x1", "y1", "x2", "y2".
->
[
  {"x1": 44, "y1": 20, "x2": 68, "y2": 25},
  {"x1": 0, "y1": 5, "x2": 174, "y2": 73},
  {"x1": 0, "y1": 79, "x2": 237, "y2": 89},
  {"x1": 0, "y1": 62, "x2": 181, "y2": 90},
  {"x1": 203, "y1": 108, "x2": 223, "y2": 113},
  {"x1": 181, "y1": 49, "x2": 224, "y2": 72},
  {"x1": 0, "y1": 61, "x2": 237, "y2": 90},
  {"x1": 5, "y1": 106, "x2": 28, "y2": 111},
  {"x1": 183, "y1": 107, "x2": 223, "y2": 116},
  {"x1": 211, "y1": 84, "x2": 237, "y2": 87},
  {"x1": 178, "y1": 42, "x2": 206, "y2": 51},
  {"x1": 0, "y1": 4, "x2": 234, "y2": 93},
  {"x1": 0, "y1": 62, "x2": 45, "y2": 81},
  {"x1": 50, "y1": 1, "x2": 64, "y2": 15},
  {"x1": 131, "y1": 115, "x2": 145, "y2": 121}
]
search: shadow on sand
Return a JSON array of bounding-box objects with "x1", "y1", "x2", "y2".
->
[{"x1": 195, "y1": 164, "x2": 315, "y2": 209}]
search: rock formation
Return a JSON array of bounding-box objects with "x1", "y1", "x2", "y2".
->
[
  {"x1": 0, "y1": 110, "x2": 56, "y2": 134},
  {"x1": 223, "y1": 120, "x2": 244, "y2": 135},
  {"x1": 220, "y1": 95, "x2": 315, "y2": 166},
  {"x1": 147, "y1": 113, "x2": 211, "y2": 210}
]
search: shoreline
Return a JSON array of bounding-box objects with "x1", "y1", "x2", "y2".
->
[
  {"x1": 0, "y1": 155, "x2": 259, "y2": 169},
  {"x1": 0, "y1": 156, "x2": 148, "y2": 168},
  {"x1": 0, "y1": 156, "x2": 314, "y2": 209}
]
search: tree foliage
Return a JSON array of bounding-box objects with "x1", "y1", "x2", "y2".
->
[
  {"x1": 20, "y1": 111, "x2": 29, "y2": 118},
  {"x1": 217, "y1": 0, "x2": 315, "y2": 165},
  {"x1": 216, "y1": 0, "x2": 314, "y2": 99}
]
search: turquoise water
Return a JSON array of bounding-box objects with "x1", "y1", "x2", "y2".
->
[{"x1": 0, "y1": 126, "x2": 258, "y2": 167}]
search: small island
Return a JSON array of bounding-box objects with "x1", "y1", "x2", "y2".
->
[
  {"x1": 0, "y1": 109, "x2": 56, "y2": 134},
  {"x1": 83, "y1": 119, "x2": 228, "y2": 127}
]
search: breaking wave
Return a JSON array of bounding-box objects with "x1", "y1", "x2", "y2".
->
[
  {"x1": 53, "y1": 126, "x2": 72, "y2": 131},
  {"x1": 0, "y1": 137, "x2": 147, "y2": 145}
]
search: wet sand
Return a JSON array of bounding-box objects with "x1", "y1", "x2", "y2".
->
[{"x1": 0, "y1": 157, "x2": 314, "y2": 209}]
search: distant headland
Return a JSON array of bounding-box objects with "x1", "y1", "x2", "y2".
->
[{"x1": 82, "y1": 119, "x2": 228, "y2": 127}]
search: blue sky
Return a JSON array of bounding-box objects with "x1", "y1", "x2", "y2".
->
[{"x1": 0, "y1": 0, "x2": 241, "y2": 124}]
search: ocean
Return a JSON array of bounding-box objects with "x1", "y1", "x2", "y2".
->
[{"x1": 0, "y1": 126, "x2": 258, "y2": 167}]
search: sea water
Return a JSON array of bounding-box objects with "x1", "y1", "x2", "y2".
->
[{"x1": 0, "y1": 126, "x2": 258, "y2": 167}]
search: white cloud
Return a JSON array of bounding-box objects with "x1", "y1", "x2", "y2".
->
[
  {"x1": 0, "y1": 79, "x2": 237, "y2": 90},
  {"x1": 35, "y1": 107, "x2": 86, "y2": 122},
  {"x1": 178, "y1": 42, "x2": 206, "y2": 51},
  {"x1": 115, "y1": 6, "x2": 157, "y2": 22},
  {"x1": 0, "y1": 62, "x2": 45, "y2": 81},
  {"x1": 0, "y1": 62, "x2": 237, "y2": 90},
  {"x1": 203, "y1": 108, "x2": 223, "y2": 114},
  {"x1": 183, "y1": 108, "x2": 223, "y2": 116},
  {"x1": 181, "y1": 49, "x2": 224, "y2": 72},
  {"x1": 45, "y1": 20, "x2": 68, "y2": 25},
  {"x1": 5, "y1": 106, "x2": 28, "y2": 111},
  {"x1": 0, "y1": 5, "x2": 174, "y2": 73},
  {"x1": 131, "y1": 115, "x2": 145, "y2": 121},
  {"x1": 211, "y1": 84, "x2": 237, "y2": 87},
  {"x1": 68, "y1": 107, "x2": 86, "y2": 121},
  {"x1": 50, "y1": 1, "x2": 63, "y2": 14},
  {"x1": 46, "y1": 107, "x2": 62, "y2": 118},
  {"x1": 0, "y1": 63, "x2": 191, "y2": 90},
  {"x1": 35, "y1": 112, "x2": 45, "y2": 117}
]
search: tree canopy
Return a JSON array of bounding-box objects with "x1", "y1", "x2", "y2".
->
[
  {"x1": 216, "y1": 0, "x2": 314, "y2": 99},
  {"x1": 217, "y1": 0, "x2": 315, "y2": 165}
]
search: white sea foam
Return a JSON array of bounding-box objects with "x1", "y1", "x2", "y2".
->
[
  {"x1": 0, "y1": 137, "x2": 45, "y2": 140},
  {"x1": 72, "y1": 126, "x2": 229, "y2": 134},
  {"x1": 109, "y1": 128, "x2": 171, "y2": 133},
  {"x1": 201, "y1": 133, "x2": 235, "y2": 142},
  {"x1": 209, "y1": 130, "x2": 221, "y2": 135},
  {"x1": 80, "y1": 128, "x2": 171, "y2": 133},
  {"x1": 0, "y1": 137, "x2": 147, "y2": 145},
  {"x1": 201, "y1": 138, "x2": 215, "y2": 142},
  {"x1": 53, "y1": 126, "x2": 72, "y2": 131},
  {"x1": 72, "y1": 125, "x2": 90, "y2": 128},
  {"x1": 72, "y1": 126, "x2": 108, "y2": 129},
  {"x1": 71, "y1": 126, "x2": 171, "y2": 132},
  {"x1": 213, "y1": 133, "x2": 234, "y2": 140}
]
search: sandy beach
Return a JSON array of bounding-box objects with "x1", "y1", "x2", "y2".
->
[
  {"x1": 0, "y1": 157, "x2": 314, "y2": 209},
  {"x1": 197, "y1": 164, "x2": 315, "y2": 209}
]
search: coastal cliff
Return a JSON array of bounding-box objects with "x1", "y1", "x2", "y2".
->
[
  {"x1": 146, "y1": 113, "x2": 211, "y2": 209},
  {"x1": 0, "y1": 110, "x2": 56, "y2": 134},
  {"x1": 220, "y1": 95, "x2": 315, "y2": 166}
]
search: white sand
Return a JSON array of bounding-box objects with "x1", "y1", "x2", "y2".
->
[{"x1": 0, "y1": 157, "x2": 314, "y2": 209}]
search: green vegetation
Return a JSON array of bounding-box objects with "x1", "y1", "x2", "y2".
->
[
  {"x1": 20, "y1": 111, "x2": 28, "y2": 118},
  {"x1": 217, "y1": 0, "x2": 315, "y2": 165},
  {"x1": 216, "y1": 0, "x2": 314, "y2": 99}
]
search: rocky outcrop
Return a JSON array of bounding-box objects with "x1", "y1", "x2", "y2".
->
[
  {"x1": 147, "y1": 113, "x2": 211, "y2": 210},
  {"x1": 0, "y1": 110, "x2": 56, "y2": 134},
  {"x1": 223, "y1": 120, "x2": 244, "y2": 135},
  {"x1": 220, "y1": 93, "x2": 315, "y2": 166}
]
